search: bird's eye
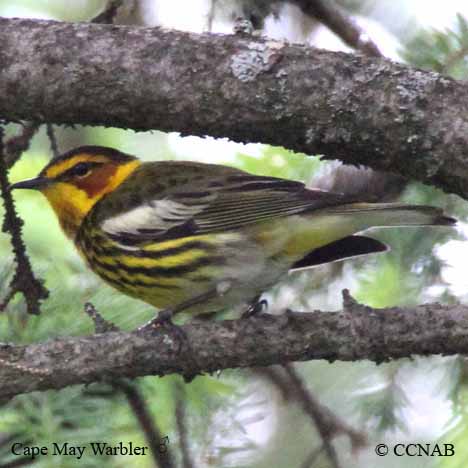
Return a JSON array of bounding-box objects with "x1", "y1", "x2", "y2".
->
[{"x1": 71, "y1": 162, "x2": 91, "y2": 178}]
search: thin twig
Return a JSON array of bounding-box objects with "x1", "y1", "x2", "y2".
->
[
  {"x1": 0, "y1": 436, "x2": 35, "y2": 467},
  {"x1": 82, "y1": 304, "x2": 174, "y2": 467},
  {"x1": 293, "y1": 0, "x2": 383, "y2": 57},
  {"x1": 283, "y1": 364, "x2": 340, "y2": 468},
  {"x1": 286, "y1": 363, "x2": 368, "y2": 456},
  {"x1": 258, "y1": 364, "x2": 367, "y2": 467},
  {"x1": 0, "y1": 434, "x2": 18, "y2": 450},
  {"x1": 301, "y1": 445, "x2": 325, "y2": 468},
  {"x1": 206, "y1": 0, "x2": 216, "y2": 32},
  {"x1": 0, "y1": 457, "x2": 37, "y2": 468},
  {"x1": 0, "y1": 126, "x2": 49, "y2": 315},
  {"x1": 4, "y1": 122, "x2": 40, "y2": 169},
  {"x1": 45, "y1": 124, "x2": 59, "y2": 159},
  {"x1": 0, "y1": 290, "x2": 16, "y2": 314},
  {"x1": 81, "y1": 385, "x2": 119, "y2": 398},
  {"x1": 115, "y1": 380, "x2": 175, "y2": 468},
  {"x1": 282, "y1": 364, "x2": 366, "y2": 467},
  {"x1": 84, "y1": 302, "x2": 120, "y2": 333},
  {"x1": 256, "y1": 366, "x2": 340, "y2": 467},
  {"x1": 91, "y1": 0, "x2": 125, "y2": 24},
  {"x1": 257, "y1": 365, "x2": 343, "y2": 467},
  {"x1": 440, "y1": 44, "x2": 468, "y2": 75},
  {"x1": 175, "y1": 382, "x2": 195, "y2": 468},
  {"x1": 254, "y1": 367, "x2": 296, "y2": 402}
]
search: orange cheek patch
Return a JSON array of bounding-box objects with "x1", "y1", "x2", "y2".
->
[{"x1": 75, "y1": 165, "x2": 118, "y2": 198}]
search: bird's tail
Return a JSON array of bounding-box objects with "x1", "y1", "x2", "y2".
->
[
  {"x1": 285, "y1": 203, "x2": 456, "y2": 269},
  {"x1": 327, "y1": 203, "x2": 456, "y2": 228},
  {"x1": 276, "y1": 202, "x2": 455, "y2": 260}
]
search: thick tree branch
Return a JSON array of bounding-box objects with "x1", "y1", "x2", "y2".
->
[
  {"x1": 1, "y1": 297, "x2": 468, "y2": 401},
  {"x1": 0, "y1": 19, "x2": 467, "y2": 198}
]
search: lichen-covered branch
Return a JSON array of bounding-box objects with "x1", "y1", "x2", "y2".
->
[
  {"x1": 1, "y1": 295, "x2": 468, "y2": 401},
  {"x1": 0, "y1": 18, "x2": 468, "y2": 198}
]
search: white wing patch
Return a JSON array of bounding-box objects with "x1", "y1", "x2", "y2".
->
[{"x1": 101, "y1": 198, "x2": 207, "y2": 237}]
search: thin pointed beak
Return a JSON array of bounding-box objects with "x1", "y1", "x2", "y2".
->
[{"x1": 9, "y1": 177, "x2": 51, "y2": 191}]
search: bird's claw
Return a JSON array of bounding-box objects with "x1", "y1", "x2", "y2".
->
[{"x1": 242, "y1": 298, "x2": 268, "y2": 318}]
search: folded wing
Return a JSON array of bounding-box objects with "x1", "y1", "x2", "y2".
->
[{"x1": 97, "y1": 162, "x2": 350, "y2": 246}]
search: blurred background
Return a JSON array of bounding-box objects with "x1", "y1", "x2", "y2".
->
[{"x1": 1, "y1": 1, "x2": 468, "y2": 467}]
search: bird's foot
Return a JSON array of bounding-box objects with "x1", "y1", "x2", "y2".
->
[
  {"x1": 137, "y1": 309, "x2": 198, "y2": 382},
  {"x1": 242, "y1": 298, "x2": 268, "y2": 318},
  {"x1": 138, "y1": 308, "x2": 188, "y2": 349}
]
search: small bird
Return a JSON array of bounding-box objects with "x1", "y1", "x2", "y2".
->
[{"x1": 10, "y1": 146, "x2": 455, "y2": 324}]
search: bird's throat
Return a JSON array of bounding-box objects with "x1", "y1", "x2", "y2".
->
[{"x1": 42, "y1": 160, "x2": 141, "y2": 239}]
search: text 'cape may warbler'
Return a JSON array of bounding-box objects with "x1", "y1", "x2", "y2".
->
[{"x1": 10, "y1": 146, "x2": 456, "y2": 319}]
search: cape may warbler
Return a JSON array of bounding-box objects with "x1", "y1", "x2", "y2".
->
[{"x1": 11, "y1": 146, "x2": 455, "y2": 321}]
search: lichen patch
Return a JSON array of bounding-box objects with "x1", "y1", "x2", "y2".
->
[{"x1": 230, "y1": 41, "x2": 284, "y2": 83}]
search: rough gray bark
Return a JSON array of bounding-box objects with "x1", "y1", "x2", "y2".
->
[
  {"x1": 1, "y1": 297, "x2": 468, "y2": 401},
  {"x1": 1, "y1": 18, "x2": 468, "y2": 198}
]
